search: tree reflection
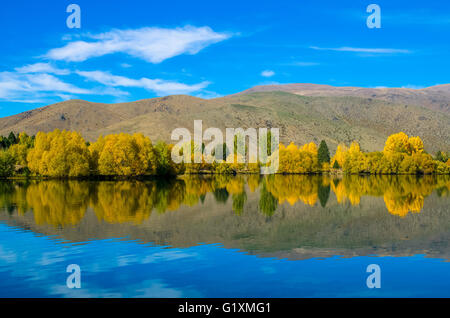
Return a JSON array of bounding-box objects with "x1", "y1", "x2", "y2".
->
[
  {"x1": 25, "y1": 181, "x2": 89, "y2": 227},
  {"x1": 259, "y1": 180, "x2": 277, "y2": 216},
  {"x1": 0, "y1": 174, "x2": 448, "y2": 227},
  {"x1": 92, "y1": 181, "x2": 154, "y2": 224},
  {"x1": 232, "y1": 191, "x2": 247, "y2": 215},
  {"x1": 264, "y1": 175, "x2": 319, "y2": 206},
  {"x1": 318, "y1": 179, "x2": 330, "y2": 208},
  {"x1": 213, "y1": 188, "x2": 229, "y2": 204}
]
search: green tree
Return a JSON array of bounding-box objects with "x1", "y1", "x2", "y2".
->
[
  {"x1": 436, "y1": 151, "x2": 447, "y2": 163},
  {"x1": 154, "y1": 141, "x2": 176, "y2": 175},
  {"x1": 0, "y1": 136, "x2": 7, "y2": 149},
  {"x1": 332, "y1": 160, "x2": 341, "y2": 169},
  {"x1": 318, "y1": 140, "x2": 330, "y2": 165},
  {"x1": 7, "y1": 132, "x2": 17, "y2": 147},
  {"x1": 0, "y1": 151, "x2": 15, "y2": 177}
]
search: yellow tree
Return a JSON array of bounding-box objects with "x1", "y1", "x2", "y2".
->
[
  {"x1": 278, "y1": 143, "x2": 298, "y2": 173},
  {"x1": 300, "y1": 142, "x2": 318, "y2": 156},
  {"x1": 9, "y1": 144, "x2": 28, "y2": 166},
  {"x1": 27, "y1": 131, "x2": 53, "y2": 174},
  {"x1": 27, "y1": 130, "x2": 90, "y2": 177},
  {"x1": 343, "y1": 141, "x2": 366, "y2": 174},
  {"x1": 48, "y1": 131, "x2": 90, "y2": 177},
  {"x1": 298, "y1": 142, "x2": 319, "y2": 173},
  {"x1": 331, "y1": 144, "x2": 348, "y2": 168},
  {"x1": 408, "y1": 136, "x2": 424, "y2": 154},
  {"x1": 384, "y1": 132, "x2": 411, "y2": 154},
  {"x1": 96, "y1": 133, "x2": 154, "y2": 176},
  {"x1": 88, "y1": 135, "x2": 106, "y2": 173},
  {"x1": 9, "y1": 131, "x2": 34, "y2": 166}
]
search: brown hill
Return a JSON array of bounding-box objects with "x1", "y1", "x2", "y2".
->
[
  {"x1": 238, "y1": 83, "x2": 450, "y2": 114},
  {"x1": 0, "y1": 85, "x2": 449, "y2": 153}
]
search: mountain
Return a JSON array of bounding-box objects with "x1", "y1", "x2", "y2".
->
[
  {"x1": 0, "y1": 84, "x2": 449, "y2": 153},
  {"x1": 238, "y1": 83, "x2": 450, "y2": 114}
]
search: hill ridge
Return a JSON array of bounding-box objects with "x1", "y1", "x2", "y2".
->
[{"x1": 0, "y1": 84, "x2": 449, "y2": 153}]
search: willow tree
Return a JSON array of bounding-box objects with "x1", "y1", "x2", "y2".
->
[
  {"x1": 27, "y1": 130, "x2": 90, "y2": 177},
  {"x1": 92, "y1": 133, "x2": 155, "y2": 176}
]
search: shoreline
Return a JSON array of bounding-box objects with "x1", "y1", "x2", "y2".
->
[{"x1": 2, "y1": 171, "x2": 449, "y2": 181}]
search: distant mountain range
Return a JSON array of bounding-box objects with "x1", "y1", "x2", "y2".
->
[{"x1": 1, "y1": 83, "x2": 449, "y2": 153}]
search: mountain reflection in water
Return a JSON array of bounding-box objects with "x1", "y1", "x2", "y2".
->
[{"x1": 0, "y1": 175, "x2": 449, "y2": 261}]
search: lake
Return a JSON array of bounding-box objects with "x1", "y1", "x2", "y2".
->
[{"x1": 0, "y1": 175, "x2": 449, "y2": 297}]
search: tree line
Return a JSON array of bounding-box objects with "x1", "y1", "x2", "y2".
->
[{"x1": 0, "y1": 129, "x2": 449, "y2": 177}]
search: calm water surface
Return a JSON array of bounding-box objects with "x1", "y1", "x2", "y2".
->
[{"x1": 0, "y1": 175, "x2": 449, "y2": 297}]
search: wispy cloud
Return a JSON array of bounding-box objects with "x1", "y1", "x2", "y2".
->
[
  {"x1": 401, "y1": 84, "x2": 427, "y2": 90},
  {"x1": 46, "y1": 26, "x2": 231, "y2": 63},
  {"x1": 0, "y1": 72, "x2": 89, "y2": 101},
  {"x1": 289, "y1": 61, "x2": 320, "y2": 67},
  {"x1": 194, "y1": 90, "x2": 223, "y2": 99},
  {"x1": 0, "y1": 70, "x2": 127, "y2": 103},
  {"x1": 383, "y1": 13, "x2": 450, "y2": 26},
  {"x1": 261, "y1": 70, "x2": 275, "y2": 77},
  {"x1": 310, "y1": 46, "x2": 411, "y2": 54},
  {"x1": 120, "y1": 63, "x2": 132, "y2": 68},
  {"x1": 15, "y1": 63, "x2": 70, "y2": 75},
  {"x1": 344, "y1": 8, "x2": 450, "y2": 27},
  {"x1": 76, "y1": 70, "x2": 210, "y2": 96}
]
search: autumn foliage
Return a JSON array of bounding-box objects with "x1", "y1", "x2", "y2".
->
[
  {"x1": 328, "y1": 132, "x2": 446, "y2": 175},
  {"x1": 27, "y1": 130, "x2": 90, "y2": 177},
  {"x1": 0, "y1": 129, "x2": 448, "y2": 177}
]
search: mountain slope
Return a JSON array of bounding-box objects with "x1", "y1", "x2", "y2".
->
[
  {"x1": 0, "y1": 99, "x2": 127, "y2": 137},
  {"x1": 238, "y1": 83, "x2": 450, "y2": 114},
  {"x1": 0, "y1": 86, "x2": 449, "y2": 153}
]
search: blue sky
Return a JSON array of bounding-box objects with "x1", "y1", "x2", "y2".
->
[{"x1": 0, "y1": 0, "x2": 449, "y2": 117}]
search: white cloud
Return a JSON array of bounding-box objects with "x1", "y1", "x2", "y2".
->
[
  {"x1": 195, "y1": 90, "x2": 223, "y2": 99},
  {"x1": 76, "y1": 70, "x2": 210, "y2": 96},
  {"x1": 0, "y1": 71, "x2": 127, "y2": 103},
  {"x1": 46, "y1": 26, "x2": 231, "y2": 63},
  {"x1": 261, "y1": 70, "x2": 275, "y2": 77},
  {"x1": 0, "y1": 72, "x2": 88, "y2": 99},
  {"x1": 25, "y1": 73, "x2": 90, "y2": 94},
  {"x1": 292, "y1": 62, "x2": 320, "y2": 66},
  {"x1": 383, "y1": 13, "x2": 450, "y2": 26},
  {"x1": 401, "y1": 84, "x2": 426, "y2": 89},
  {"x1": 310, "y1": 46, "x2": 411, "y2": 54},
  {"x1": 15, "y1": 63, "x2": 70, "y2": 75},
  {"x1": 1, "y1": 25, "x2": 225, "y2": 103}
]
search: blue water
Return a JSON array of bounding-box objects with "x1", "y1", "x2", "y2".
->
[
  {"x1": 1, "y1": 177, "x2": 449, "y2": 298},
  {"x1": 1, "y1": 223, "x2": 449, "y2": 298}
]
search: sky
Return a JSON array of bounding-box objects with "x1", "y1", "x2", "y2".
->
[{"x1": 0, "y1": 0, "x2": 449, "y2": 117}]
